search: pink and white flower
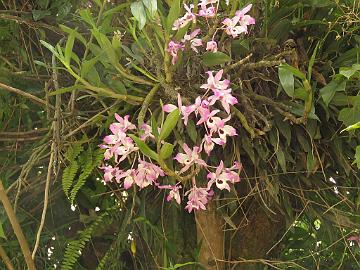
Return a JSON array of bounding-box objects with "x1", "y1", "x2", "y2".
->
[
  {"x1": 203, "y1": 134, "x2": 215, "y2": 155},
  {"x1": 206, "y1": 40, "x2": 218, "y2": 52},
  {"x1": 201, "y1": 69, "x2": 230, "y2": 91},
  {"x1": 135, "y1": 159, "x2": 165, "y2": 189},
  {"x1": 172, "y1": 4, "x2": 196, "y2": 30},
  {"x1": 140, "y1": 123, "x2": 155, "y2": 141},
  {"x1": 174, "y1": 143, "x2": 207, "y2": 173},
  {"x1": 208, "y1": 88, "x2": 238, "y2": 114},
  {"x1": 163, "y1": 94, "x2": 195, "y2": 126},
  {"x1": 182, "y1": 29, "x2": 203, "y2": 53},
  {"x1": 167, "y1": 40, "x2": 185, "y2": 65},
  {"x1": 159, "y1": 184, "x2": 182, "y2": 204},
  {"x1": 222, "y1": 4, "x2": 255, "y2": 38},
  {"x1": 185, "y1": 184, "x2": 212, "y2": 212},
  {"x1": 207, "y1": 161, "x2": 242, "y2": 191},
  {"x1": 348, "y1": 235, "x2": 360, "y2": 246},
  {"x1": 198, "y1": 5, "x2": 216, "y2": 18}
]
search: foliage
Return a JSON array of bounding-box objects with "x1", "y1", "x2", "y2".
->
[{"x1": 0, "y1": 0, "x2": 359, "y2": 269}]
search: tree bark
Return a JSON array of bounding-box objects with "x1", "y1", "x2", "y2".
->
[
  {"x1": 195, "y1": 200, "x2": 225, "y2": 270},
  {"x1": 230, "y1": 204, "x2": 285, "y2": 270}
]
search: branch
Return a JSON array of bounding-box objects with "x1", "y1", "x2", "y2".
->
[
  {"x1": 137, "y1": 84, "x2": 160, "y2": 127},
  {"x1": 0, "y1": 82, "x2": 53, "y2": 109},
  {"x1": 224, "y1": 54, "x2": 253, "y2": 72},
  {"x1": 0, "y1": 180, "x2": 36, "y2": 270},
  {"x1": 0, "y1": 244, "x2": 15, "y2": 270}
]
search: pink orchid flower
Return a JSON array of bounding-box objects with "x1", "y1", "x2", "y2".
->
[
  {"x1": 112, "y1": 136, "x2": 139, "y2": 163},
  {"x1": 206, "y1": 40, "x2": 218, "y2": 52},
  {"x1": 224, "y1": 161, "x2": 242, "y2": 184},
  {"x1": 110, "y1": 114, "x2": 136, "y2": 133},
  {"x1": 207, "y1": 161, "x2": 231, "y2": 191},
  {"x1": 203, "y1": 134, "x2": 215, "y2": 155},
  {"x1": 174, "y1": 143, "x2": 207, "y2": 173},
  {"x1": 208, "y1": 88, "x2": 238, "y2": 114},
  {"x1": 163, "y1": 94, "x2": 195, "y2": 126},
  {"x1": 222, "y1": 16, "x2": 245, "y2": 38},
  {"x1": 185, "y1": 184, "x2": 211, "y2": 212},
  {"x1": 101, "y1": 165, "x2": 116, "y2": 183},
  {"x1": 222, "y1": 4, "x2": 255, "y2": 38},
  {"x1": 116, "y1": 169, "x2": 137, "y2": 189},
  {"x1": 207, "y1": 116, "x2": 237, "y2": 145},
  {"x1": 198, "y1": 5, "x2": 216, "y2": 18},
  {"x1": 140, "y1": 123, "x2": 155, "y2": 141},
  {"x1": 348, "y1": 235, "x2": 360, "y2": 246},
  {"x1": 103, "y1": 128, "x2": 127, "y2": 145},
  {"x1": 212, "y1": 125, "x2": 237, "y2": 145},
  {"x1": 135, "y1": 159, "x2": 165, "y2": 189},
  {"x1": 158, "y1": 184, "x2": 182, "y2": 204},
  {"x1": 235, "y1": 4, "x2": 256, "y2": 29},
  {"x1": 196, "y1": 108, "x2": 219, "y2": 126},
  {"x1": 182, "y1": 29, "x2": 203, "y2": 53},
  {"x1": 172, "y1": 4, "x2": 196, "y2": 30},
  {"x1": 167, "y1": 41, "x2": 185, "y2": 65},
  {"x1": 207, "y1": 161, "x2": 241, "y2": 191},
  {"x1": 206, "y1": 115, "x2": 225, "y2": 132},
  {"x1": 200, "y1": 69, "x2": 230, "y2": 91}
]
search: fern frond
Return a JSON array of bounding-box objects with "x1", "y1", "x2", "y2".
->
[
  {"x1": 62, "y1": 161, "x2": 78, "y2": 197},
  {"x1": 69, "y1": 148, "x2": 104, "y2": 203},
  {"x1": 61, "y1": 209, "x2": 113, "y2": 270}
]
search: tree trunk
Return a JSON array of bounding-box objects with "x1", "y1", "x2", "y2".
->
[
  {"x1": 230, "y1": 204, "x2": 285, "y2": 270},
  {"x1": 196, "y1": 200, "x2": 225, "y2": 270}
]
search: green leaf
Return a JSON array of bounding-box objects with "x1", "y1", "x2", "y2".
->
[
  {"x1": 308, "y1": 42, "x2": 320, "y2": 81},
  {"x1": 0, "y1": 222, "x2": 5, "y2": 239},
  {"x1": 129, "y1": 135, "x2": 159, "y2": 161},
  {"x1": 341, "y1": 121, "x2": 360, "y2": 132},
  {"x1": 276, "y1": 148, "x2": 287, "y2": 173},
  {"x1": 151, "y1": 115, "x2": 159, "y2": 139},
  {"x1": 354, "y1": 145, "x2": 360, "y2": 169},
  {"x1": 186, "y1": 119, "x2": 197, "y2": 143},
  {"x1": 142, "y1": 0, "x2": 157, "y2": 16},
  {"x1": 306, "y1": 151, "x2": 316, "y2": 174},
  {"x1": 40, "y1": 40, "x2": 58, "y2": 56},
  {"x1": 340, "y1": 64, "x2": 360, "y2": 79},
  {"x1": 81, "y1": 56, "x2": 100, "y2": 78},
  {"x1": 91, "y1": 30, "x2": 118, "y2": 66},
  {"x1": 59, "y1": 25, "x2": 87, "y2": 46},
  {"x1": 159, "y1": 109, "x2": 180, "y2": 142},
  {"x1": 202, "y1": 52, "x2": 231, "y2": 67},
  {"x1": 279, "y1": 65, "x2": 295, "y2": 97},
  {"x1": 278, "y1": 64, "x2": 306, "y2": 80},
  {"x1": 320, "y1": 76, "x2": 347, "y2": 106},
  {"x1": 32, "y1": 10, "x2": 51, "y2": 21},
  {"x1": 65, "y1": 31, "x2": 76, "y2": 65},
  {"x1": 131, "y1": 1, "x2": 147, "y2": 30},
  {"x1": 79, "y1": 9, "x2": 96, "y2": 27},
  {"x1": 166, "y1": 0, "x2": 180, "y2": 32},
  {"x1": 338, "y1": 96, "x2": 360, "y2": 126},
  {"x1": 160, "y1": 142, "x2": 174, "y2": 159}
]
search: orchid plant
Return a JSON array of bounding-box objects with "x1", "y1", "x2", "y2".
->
[{"x1": 100, "y1": 1, "x2": 255, "y2": 213}]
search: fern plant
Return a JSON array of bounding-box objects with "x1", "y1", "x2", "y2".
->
[
  {"x1": 62, "y1": 142, "x2": 104, "y2": 203},
  {"x1": 61, "y1": 208, "x2": 115, "y2": 270}
]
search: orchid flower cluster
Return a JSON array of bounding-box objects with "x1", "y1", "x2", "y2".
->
[
  {"x1": 100, "y1": 68, "x2": 242, "y2": 213},
  {"x1": 167, "y1": 1, "x2": 255, "y2": 65}
]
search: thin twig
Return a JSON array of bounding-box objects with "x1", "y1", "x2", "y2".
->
[
  {"x1": 32, "y1": 53, "x2": 61, "y2": 259},
  {"x1": 0, "y1": 180, "x2": 36, "y2": 270},
  {"x1": 0, "y1": 82, "x2": 53, "y2": 109}
]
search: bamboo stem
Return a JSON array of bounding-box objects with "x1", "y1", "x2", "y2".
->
[
  {"x1": 0, "y1": 244, "x2": 15, "y2": 270},
  {"x1": 0, "y1": 180, "x2": 36, "y2": 270}
]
